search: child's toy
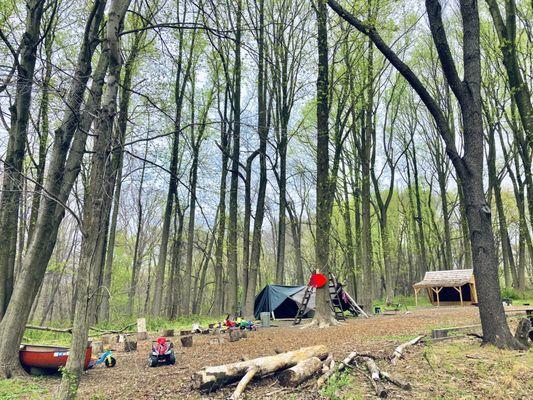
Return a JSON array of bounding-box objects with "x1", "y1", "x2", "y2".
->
[
  {"x1": 88, "y1": 350, "x2": 116, "y2": 369},
  {"x1": 148, "y1": 337, "x2": 176, "y2": 367}
]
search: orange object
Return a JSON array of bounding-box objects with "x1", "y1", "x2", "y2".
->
[
  {"x1": 309, "y1": 273, "x2": 328, "y2": 288},
  {"x1": 19, "y1": 344, "x2": 92, "y2": 370}
]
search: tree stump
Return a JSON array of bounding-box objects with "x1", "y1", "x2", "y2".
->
[
  {"x1": 101, "y1": 334, "x2": 116, "y2": 346},
  {"x1": 161, "y1": 329, "x2": 174, "y2": 337},
  {"x1": 137, "y1": 318, "x2": 148, "y2": 340},
  {"x1": 124, "y1": 335, "x2": 137, "y2": 352},
  {"x1": 514, "y1": 318, "x2": 531, "y2": 347},
  {"x1": 91, "y1": 340, "x2": 104, "y2": 355},
  {"x1": 229, "y1": 329, "x2": 247, "y2": 342},
  {"x1": 278, "y1": 357, "x2": 323, "y2": 387},
  {"x1": 181, "y1": 335, "x2": 193, "y2": 347}
]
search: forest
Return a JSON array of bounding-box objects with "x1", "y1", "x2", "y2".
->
[{"x1": 0, "y1": 0, "x2": 531, "y2": 399}]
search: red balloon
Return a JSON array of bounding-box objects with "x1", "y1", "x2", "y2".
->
[{"x1": 309, "y1": 273, "x2": 328, "y2": 288}]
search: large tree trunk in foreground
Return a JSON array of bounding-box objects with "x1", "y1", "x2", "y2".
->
[
  {"x1": 313, "y1": 0, "x2": 336, "y2": 327},
  {"x1": 327, "y1": 0, "x2": 524, "y2": 349},
  {"x1": 0, "y1": 1, "x2": 107, "y2": 378},
  {"x1": 0, "y1": 0, "x2": 45, "y2": 321},
  {"x1": 192, "y1": 345, "x2": 328, "y2": 392},
  {"x1": 58, "y1": 1, "x2": 130, "y2": 397}
]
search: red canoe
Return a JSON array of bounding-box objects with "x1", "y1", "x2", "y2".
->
[{"x1": 19, "y1": 344, "x2": 92, "y2": 371}]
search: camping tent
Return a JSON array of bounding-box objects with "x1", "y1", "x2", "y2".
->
[
  {"x1": 413, "y1": 269, "x2": 478, "y2": 306},
  {"x1": 253, "y1": 284, "x2": 360, "y2": 319},
  {"x1": 253, "y1": 285, "x2": 314, "y2": 319}
]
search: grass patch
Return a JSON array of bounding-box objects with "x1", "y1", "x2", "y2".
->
[
  {"x1": 0, "y1": 378, "x2": 49, "y2": 400},
  {"x1": 409, "y1": 341, "x2": 532, "y2": 399},
  {"x1": 321, "y1": 370, "x2": 363, "y2": 400},
  {"x1": 23, "y1": 315, "x2": 223, "y2": 346}
]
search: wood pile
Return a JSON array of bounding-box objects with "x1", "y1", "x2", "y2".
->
[{"x1": 191, "y1": 336, "x2": 423, "y2": 399}]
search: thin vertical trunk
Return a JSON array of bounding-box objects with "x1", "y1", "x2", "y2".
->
[
  {"x1": 244, "y1": 0, "x2": 267, "y2": 318},
  {"x1": 213, "y1": 88, "x2": 230, "y2": 316},
  {"x1": 361, "y1": 33, "x2": 374, "y2": 310},
  {"x1": 28, "y1": 29, "x2": 54, "y2": 242},
  {"x1": 127, "y1": 141, "x2": 148, "y2": 316},
  {"x1": 227, "y1": 0, "x2": 242, "y2": 315},
  {"x1": 184, "y1": 87, "x2": 199, "y2": 316}
]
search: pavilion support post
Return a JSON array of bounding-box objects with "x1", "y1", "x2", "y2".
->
[
  {"x1": 431, "y1": 287, "x2": 442, "y2": 307},
  {"x1": 453, "y1": 286, "x2": 463, "y2": 306},
  {"x1": 414, "y1": 288, "x2": 419, "y2": 307}
]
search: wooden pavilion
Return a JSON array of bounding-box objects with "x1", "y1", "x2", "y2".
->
[{"x1": 413, "y1": 269, "x2": 478, "y2": 306}]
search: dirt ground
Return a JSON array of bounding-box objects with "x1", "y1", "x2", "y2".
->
[{"x1": 33, "y1": 306, "x2": 532, "y2": 399}]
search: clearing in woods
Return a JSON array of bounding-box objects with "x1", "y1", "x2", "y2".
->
[{"x1": 7, "y1": 306, "x2": 532, "y2": 399}]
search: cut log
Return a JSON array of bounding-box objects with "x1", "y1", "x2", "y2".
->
[
  {"x1": 229, "y1": 366, "x2": 258, "y2": 400},
  {"x1": 181, "y1": 335, "x2": 193, "y2": 347},
  {"x1": 101, "y1": 334, "x2": 116, "y2": 346},
  {"x1": 379, "y1": 371, "x2": 411, "y2": 390},
  {"x1": 514, "y1": 318, "x2": 531, "y2": 347},
  {"x1": 362, "y1": 357, "x2": 387, "y2": 398},
  {"x1": 91, "y1": 340, "x2": 104, "y2": 355},
  {"x1": 192, "y1": 345, "x2": 328, "y2": 392},
  {"x1": 390, "y1": 335, "x2": 424, "y2": 364},
  {"x1": 161, "y1": 329, "x2": 175, "y2": 337},
  {"x1": 278, "y1": 357, "x2": 323, "y2": 387},
  {"x1": 321, "y1": 353, "x2": 334, "y2": 373},
  {"x1": 124, "y1": 336, "x2": 137, "y2": 352},
  {"x1": 316, "y1": 351, "x2": 357, "y2": 387},
  {"x1": 229, "y1": 329, "x2": 247, "y2": 342}
]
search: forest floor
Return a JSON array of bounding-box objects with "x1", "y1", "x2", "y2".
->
[{"x1": 5, "y1": 306, "x2": 532, "y2": 400}]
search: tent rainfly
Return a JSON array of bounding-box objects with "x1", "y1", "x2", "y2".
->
[
  {"x1": 253, "y1": 285, "x2": 315, "y2": 320},
  {"x1": 412, "y1": 269, "x2": 478, "y2": 306}
]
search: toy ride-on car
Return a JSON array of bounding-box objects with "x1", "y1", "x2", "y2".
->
[{"x1": 148, "y1": 337, "x2": 175, "y2": 367}]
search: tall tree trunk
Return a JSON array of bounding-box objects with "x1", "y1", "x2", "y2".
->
[
  {"x1": 244, "y1": 0, "x2": 267, "y2": 318},
  {"x1": 361, "y1": 34, "x2": 375, "y2": 310},
  {"x1": 0, "y1": 0, "x2": 45, "y2": 321},
  {"x1": 99, "y1": 25, "x2": 144, "y2": 322},
  {"x1": 213, "y1": 89, "x2": 230, "y2": 316},
  {"x1": 184, "y1": 98, "x2": 199, "y2": 316},
  {"x1": 313, "y1": 0, "x2": 336, "y2": 326},
  {"x1": 327, "y1": 0, "x2": 524, "y2": 349},
  {"x1": 127, "y1": 141, "x2": 148, "y2": 316},
  {"x1": 226, "y1": 0, "x2": 242, "y2": 316},
  {"x1": 0, "y1": 0, "x2": 107, "y2": 377},
  {"x1": 28, "y1": 28, "x2": 54, "y2": 242},
  {"x1": 58, "y1": 1, "x2": 130, "y2": 396}
]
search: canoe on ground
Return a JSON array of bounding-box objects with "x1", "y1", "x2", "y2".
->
[{"x1": 19, "y1": 344, "x2": 92, "y2": 371}]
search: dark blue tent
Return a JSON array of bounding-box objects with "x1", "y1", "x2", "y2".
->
[{"x1": 254, "y1": 285, "x2": 314, "y2": 319}]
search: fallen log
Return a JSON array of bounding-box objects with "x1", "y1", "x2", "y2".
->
[
  {"x1": 278, "y1": 357, "x2": 323, "y2": 387},
  {"x1": 362, "y1": 357, "x2": 387, "y2": 398},
  {"x1": 25, "y1": 325, "x2": 72, "y2": 334},
  {"x1": 25, "y1": 323, "x2": 136, "y2": 336},
  {"x1": 192, "y1": 345, "x2": 328, "y2": 392},
  {"x1": 390, "y1": 335, "x2": 424, "y2": 364},
  {"x1": 230, "y1": 366, "x2": 258, "y2": 400},
  {"x1": 316, "y1": 351, "x2": 357, "y2": 387}
]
